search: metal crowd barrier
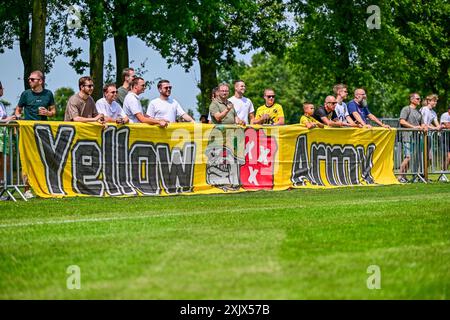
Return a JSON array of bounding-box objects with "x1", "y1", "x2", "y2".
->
[
  {"x1": 427, "y1": 130, "x2": 450, "y2": 182},
  {"x1": 378, "y1": 118, "x2": 400, "y2": 128},
  {"x1": 394, "y1": 128, "x2": 450, "y2": 182},
  {"x1": 0, "y1": 122, "x2": 27, "y2": 202},
  {"x1": 0, "y1": 123, "x2": 448, "y2": 201}
]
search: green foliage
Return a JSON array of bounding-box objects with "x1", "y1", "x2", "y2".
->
[
  {"x1": 234, "y1": 53, "x2": 303, "y2": 124},
  {"x1": 0, "y1": 99, "x2": 11, "y2": 107},
  {"x1": 285, "y1": 0, "x2": 450, "y2": 116},
  {"x1": 140, "y1": 98, "x2": 149, "y2": 114},
  {"x1": 104, "y1": 54, "x2": 116, "y2": 84},
  {"x1": 53, "y1": 87, "x2": 75, "y2": 120},
  {"x1": 388, "y1": 0, "x2": 450, "y2": 114},
  {"x1": 137, "y1": 0, "x2": 290, "y2": 114}
]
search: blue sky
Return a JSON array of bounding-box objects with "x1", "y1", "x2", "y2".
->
[{"x1": 0, "y1": 36, "x2": 252, "y2": 119}]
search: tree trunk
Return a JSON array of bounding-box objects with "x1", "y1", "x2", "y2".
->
[
  {"x1": 89, "y1": 35, "x2": 104, "y2": 101},
  {"x1": 114, "y1": 34, "x2": 129, "y2": 85},
  {"x1": 88, "y1": 1, "x2": 105, "y2": 101},
  {"x1": 30, "y1": 0, "x2": 46, "y2": 74},
  {"x1": 196, "y1": 35, "x2": 218, "y2": 115},
  {"x1": 112, "y1": 0, "x2": 129, "y2": 85},
  {"x1": 18, "y1": 9, "x2": 32, "y2": 89}
]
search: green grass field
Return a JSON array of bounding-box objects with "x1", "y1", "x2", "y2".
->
[{"x1": 0, "y1": 184, "x2": 449, "y2": 299}]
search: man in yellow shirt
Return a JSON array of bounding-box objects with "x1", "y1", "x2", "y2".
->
[
  {"x1": 299, "y1": 102, "x2": 324, "y2": 129},
  {"x1": 252, "y1": 88, "x2": 285, "y2": 125}
]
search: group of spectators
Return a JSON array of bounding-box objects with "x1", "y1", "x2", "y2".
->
[{"x1": 1, "y1": 69, "x2": 450, "y2": 198}]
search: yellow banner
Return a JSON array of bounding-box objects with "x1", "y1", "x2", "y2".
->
[{"x1": 18, "y1": 121, "x2": 398, "y2": 198}]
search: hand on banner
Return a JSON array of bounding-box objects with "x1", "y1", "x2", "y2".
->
[{"x1": 158, "y1": 119, "x2": 169, "y2": 128}]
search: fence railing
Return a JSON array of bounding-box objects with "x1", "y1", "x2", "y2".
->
[
  {"x1": 0, "y1": 122, "x2": 27, "y2": 201},
  {"x1": 1, "y1": 123, "x2": 448, "y2": 201},
  {"x1": 393, "y1": 128, "x2": 450, "y2": 182}
]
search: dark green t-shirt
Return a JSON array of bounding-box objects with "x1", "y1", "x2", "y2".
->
[
  {"x1": 18, "y1": 89, "x2": 55, "y2": 120},
  {"x1": 209, "y1": 99, "x2": 236, "y2": 124},
  {"x1": 116, "y1": 86, "x2": 128, "y2": 107}
]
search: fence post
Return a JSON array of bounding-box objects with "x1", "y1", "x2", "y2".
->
[{"x1": 423, "y1": 131, "x2": 428, "y2": 181}]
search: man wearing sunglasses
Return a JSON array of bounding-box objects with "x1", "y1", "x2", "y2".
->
[
  {"x1": 252, "y1": 88, "x2": 284, "y2": 125},
  {"x1": 64, "y1": 76, "x2": 105, "y2": 123},
  {"x1": 147, "y1": 79, "x2": 194, "y2": 123},
  {"x1": 209, "y1": 83, "x2": 245, "y2": 125},
  {"x1": 398, "y1": 92, "x2": 427, "y2": 183},
  {"x1": 15, "y1": 70, "x2": 56, "y2": 121},
  {"x1": 14, "y1": 71, "x2": 56, "y2": 199},
  {"x1": 348, "y1": 88, "x2": 389, "y2": 129},
  {"x1": 312, "y1": 96, "x2": 345, "y2": 127},
  {"x1": 95, "y1": 84, "x2": 129, "y2": 124},
  {"x1": 123, "y1": 77, "x2": 168, "y2": 127}
]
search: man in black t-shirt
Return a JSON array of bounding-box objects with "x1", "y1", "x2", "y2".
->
[{"x1": 312, "y1": 96, "x2": 345, "y2": 127}]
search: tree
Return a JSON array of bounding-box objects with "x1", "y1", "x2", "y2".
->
[
  {"x1": 54, "y1": 87, "x2": 75, "y2": 120},
  {"x1": 31, "y1": 0, "x2": 47, "y2": 73},
  {"x1": 389, "y1": 0, "x2": 450, "y2": 113},
  {"x1": 86, "y1": 0, "x2": 106, "y2": 100},
  {"x1": 105, "y1": 0, "x2": 132, "y2": 85},
  {"x1": 0, "y1": 1, "x2": 33, "y2": 89},
  {"x1": 288, "y1": 0, "x2": 450, "y2": 116},
  {"x1": 0, "y1": 0, "x2": 73, "y2": 89},
  {"x1": 224, "y1": 53, "x2": 304, "y2": 124},
  {"x1": 137, "y1": 0, "x2": 290, "y2": 114}
]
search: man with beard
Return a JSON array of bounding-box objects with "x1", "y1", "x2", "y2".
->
[{"x1": 347, "y1": 88, "x2": 390, "y2": 128}]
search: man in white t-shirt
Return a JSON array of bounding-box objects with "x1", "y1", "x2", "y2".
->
[
  {"x1": 420, "y1": 94, "x2": 441, "y2": 129},
  {"x1": 228, "y1": 80, "x2": 254, "y2": 125},
  {"x1": 146, "y1": 80, "x2": 194, "y2": 123},
  {"x1": 332, "y1": 83, "x2": 359, "y2": 127},
  {"x1": 123, "y1": 77, "x2": 168, "y2": 127},
  {"x1": 95, "y1": 84, "x2": 129, "y2": 124}
]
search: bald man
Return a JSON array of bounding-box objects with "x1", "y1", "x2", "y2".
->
[{"x1": 348, "y1": 88, "x2": 390, "y2": 128}]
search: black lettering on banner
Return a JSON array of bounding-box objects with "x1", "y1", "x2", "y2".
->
[
  {"x1": 102, "y1": 126, "x2": 120, "y2": 196},
  {"x1": 129, "y1": 142, "x2": 160, "y2": 195},
  {"x1": 34, "y1": 124, "x2": 75, "y2": 195},
  {"x1": 291, "y1": 135, "x2": 313, "y2": 186},
  {"x1": 116, "y1": 128, "x2": 136, "y2": 195},
  {"x1": 310, "y1": 143, "x2": 326, "y2": 186},
  {"x1": 358, "y1": 144, "x2": 375, "y2": 184},
  {"x1": 157, "y1": 142, "x2": 196, "y2": 194},
  {"x1": 72, "y1": 141, "x2": 104, "y2": 196},
  {"x1": 291, "y1": 134, "x2": 376, "y2": 186},
  {"x1": 326, "y1": 145, "x2": 359, "y2": 186}
]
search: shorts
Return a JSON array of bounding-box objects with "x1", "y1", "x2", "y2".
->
[{"x1": 402, "y1": 141, "x2": 411, "y2": 157}]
